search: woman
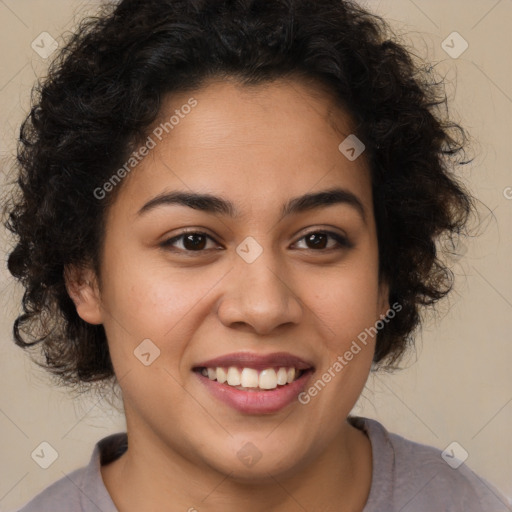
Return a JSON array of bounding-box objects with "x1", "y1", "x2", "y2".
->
[{"x1": 5, "y1": 0, "x2": 511, "y2": 510}]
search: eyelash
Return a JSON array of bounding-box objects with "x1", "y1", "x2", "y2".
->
[{"x1": 160, "y1": 230, "x2": 352, "y2": 254}]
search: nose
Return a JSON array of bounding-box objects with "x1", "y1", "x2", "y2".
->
[{"x1": 216, "y1": 248, "x2": 303, "y2": 336}]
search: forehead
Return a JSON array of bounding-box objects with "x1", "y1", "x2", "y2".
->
[
  {"x1": 113, "y1": 77, "x2": 373, "y2": 220},
  {"x1": 156, "y1": 76, "x2": 356, "y2": 152}
]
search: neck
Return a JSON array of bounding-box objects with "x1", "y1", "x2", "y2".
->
[{"x1": 101, "y1": 419, "x2": 372, "y2": 512}]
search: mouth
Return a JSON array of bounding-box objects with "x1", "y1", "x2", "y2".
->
[
  {"x1": 192, "y1": 352, "x2": 315, "y2": 414},
  {"x1": 194, "y1": 366, "x2": 307, "y2": 391}
]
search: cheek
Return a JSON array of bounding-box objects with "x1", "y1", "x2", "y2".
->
[
  {"x1": 312, "y1": 264, "x2": 382, "y2": 399},
  {"x1": 308, "y1": 265, "x2": 382, "y2": 346},
  {"x1": 99, "y1": 257, "x2": 221, "y2": 364},
  {"x1": 102, "y1": 252, "x2": 189, "y2": 326}
]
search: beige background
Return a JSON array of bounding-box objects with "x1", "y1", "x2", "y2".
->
[{"x1": 0, "y1": 0, "x2": 511, "y2": 510}]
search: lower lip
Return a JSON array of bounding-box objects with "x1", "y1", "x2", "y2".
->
[{"x1": 195, "y1": 370, "x2": 313, "y2": 414}]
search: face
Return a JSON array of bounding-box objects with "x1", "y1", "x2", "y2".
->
[{"x1": 71, "y1": 77, "x2": 389, "y2": 481}]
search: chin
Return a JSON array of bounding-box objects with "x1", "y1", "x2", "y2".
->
[{"x1": 205, "y1": 444, "x2": 308, "y2": 483}]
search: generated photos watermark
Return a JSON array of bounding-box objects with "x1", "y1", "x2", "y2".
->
[
  {"x1": 94, "y1": 97, "x2": 198, "y2": 200},
  {"x1": 298, "y1": 301, "x2": 402, "y2": 404}
]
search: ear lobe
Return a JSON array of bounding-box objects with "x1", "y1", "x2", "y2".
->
[
  {"x1": 378, "y1": 278, "x2": 391, "y2": 317},
  {"x1": 64, "y1": 264, "x2": 103, "y2": 325}
]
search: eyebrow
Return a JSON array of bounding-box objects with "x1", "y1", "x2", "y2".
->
[{"x1": 137, "y1": 186, "x2": 366, "y2": 223}]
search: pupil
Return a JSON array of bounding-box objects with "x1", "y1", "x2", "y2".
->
[
  {"x1": 184, "y1": 234, "x2": 206, "y2": 250},
  {"x1": 307, "y1": 233, "x2": 327, "y2": 249}
]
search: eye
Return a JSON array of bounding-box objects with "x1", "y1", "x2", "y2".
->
[
  {"x1": 160, "y1": 229, "x2": 352, "y2": 254},
  {"x1": 293, "y1": 230, "x2": 352, "y2": 251},
  {"x1": 160, "y1": 231, "x2": 220, "y2": 252}
]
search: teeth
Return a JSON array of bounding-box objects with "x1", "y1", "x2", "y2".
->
[
  {"x1": 227, "y1": 367, "x2": 241, "y2": 386},
  {"x1": 201, "y1": 366, "x2": 303, "y2": 390},
  {"x1": 259, "y1": 368, "x2": 278, "y2": 389},
  {"x1": 216, "y1": 367, "x2": 227, "y2": 383},
  {"x1": 240, "y1": 368, "x2": 259, "y2": 388},
  {"x1": 276, "y1": 367, "x2": 288, "y2": 385}
]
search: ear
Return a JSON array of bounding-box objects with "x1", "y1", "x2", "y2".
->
[
  {"x1": 64, "y1": 264, "x2": 103, "y2": 325},
  {"x1": 377, "y1": 278, "x2": 390, "y2": 318}
]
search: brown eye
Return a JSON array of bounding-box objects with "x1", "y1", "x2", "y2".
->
[
  {"x1": 160, "y1": 232, "x2": 218, "y2": 252},
  {"x1": 160, "y1": 230, "x2": 352, "y2": 254},
  {"x1": 182, "y1": 233, "x2": 208, "y2": 250},
  {"x1": 305, "y1": 232, "x2": 329, "y2": 249},
  {"x1": 294, "y1": 231, "x2": 352, "y2": 251}
]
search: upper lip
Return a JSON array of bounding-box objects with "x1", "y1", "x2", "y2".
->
[{"x1": 194, "y1": 352, "x2": 314, "y2": 371}]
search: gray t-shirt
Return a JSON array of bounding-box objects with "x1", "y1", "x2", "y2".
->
[{"x1": 14, "y1": 416, "x2": 512, "y2": 512}]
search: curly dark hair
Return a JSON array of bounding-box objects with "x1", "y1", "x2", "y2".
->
[{"x1": 3, "y1": 0, "x2": 475, "y2": 390}]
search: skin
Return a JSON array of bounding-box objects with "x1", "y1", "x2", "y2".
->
[{"x1": 66, "y1": 76, "x2": 390, "y2": 512}]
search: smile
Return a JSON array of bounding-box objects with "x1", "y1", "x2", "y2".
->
[
  {"x1": 193, "y1": 352, "x2": 315, "y2": 414},
  {"x1": 198, "y1": 366, "x2": 304, "y2": 391}
]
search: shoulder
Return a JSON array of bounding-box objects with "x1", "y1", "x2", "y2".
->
[
  {"x1": 387, "y1": 426, "x2": 508, "y2": 509},
  {"x1": 15, "y1": 465, "x2": 88, "y2": 512},
  {"x1": 14, "y1": 433, "x2": 126, "y2": 512},
  {"x1": 353, "y1": 416, "x2": 512, "y2": 512}
]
